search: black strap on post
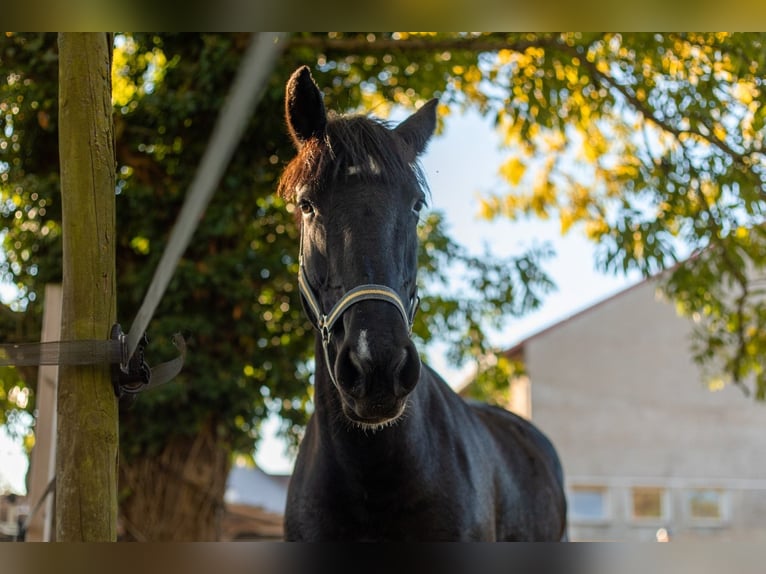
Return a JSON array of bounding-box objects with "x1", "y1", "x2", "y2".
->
[
  {"x1": 109, "y1": 324, "x2": 186, "y2": 408},
  {"x1": 0, "y1": 325, "x2": 186, "y2": 406},
  {"x1": 0, "y1": 338, "x2": 123, "y2": 367}
]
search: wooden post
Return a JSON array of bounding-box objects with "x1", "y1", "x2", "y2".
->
[
  {"x1": 25, "y1": 284, "x2": 62, "y2": 541},
  {"x1": 56, "y1": 33, "x2": 118, "y2": 541}
]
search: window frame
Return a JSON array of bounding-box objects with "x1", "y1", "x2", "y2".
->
[
  {"x1": 685, "y1": 487, "x2": 729, "y2": 526},
  {"x1": 568, "y1": 484, "x2": 612, "y2": 525},
  {"x1": 628, "y1": 485, "x2": 671, "y2": 524}
]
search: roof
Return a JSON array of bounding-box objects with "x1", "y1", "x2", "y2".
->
[
  {"x1": 224, "y1": 465, "x2": 289, "y2": 514},
  {"x1": 501, "y1": 275, "x2": 654, "y2": 358},
  {"x1": 454, "y1": 274, "x2": 653, "y2": 395}
]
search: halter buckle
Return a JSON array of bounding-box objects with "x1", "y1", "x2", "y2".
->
[{"x1": 320, "y1": 322, "x2": 332, "y2": 344}]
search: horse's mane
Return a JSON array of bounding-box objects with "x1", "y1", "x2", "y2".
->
[{"x1": 277, "y1": 113, "x2": 428, "y2": 201}]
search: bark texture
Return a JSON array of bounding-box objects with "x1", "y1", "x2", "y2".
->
[{"x1": 56, "y1": 32, "x2": 118, "y2": 541}]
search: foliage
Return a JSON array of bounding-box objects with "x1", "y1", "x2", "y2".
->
[
  {"x1": 455, "y1": 32, "x2": 766, "y2": 397},
  {"x1": 413, "y1": 211, "x2": 554, "y2": 367},
  {"x1": 460, "y1": 353, "x2": 527, "y2": 407}
]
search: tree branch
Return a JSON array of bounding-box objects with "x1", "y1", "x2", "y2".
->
[
  {"x1": 567, "y1": 40, "x2": 755, "y2": 168},
  {"x1": 287, "y1": 34, "x2": 553, "y2": 57},
  {"x1": 290, "y1": 34, "x2": 762, "y2": 170}
]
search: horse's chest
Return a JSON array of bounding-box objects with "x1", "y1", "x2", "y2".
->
[{"x1": 308, "y1": 472, "x2": 492, "y2": 541}]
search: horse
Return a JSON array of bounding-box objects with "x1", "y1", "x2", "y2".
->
[{"x1": 278, "y1": 66, "x2": 567, "y2": 541}]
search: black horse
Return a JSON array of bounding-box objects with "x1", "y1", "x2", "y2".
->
[{"x1": 278, "y1": 66, "x2": 567, "y2": 541}]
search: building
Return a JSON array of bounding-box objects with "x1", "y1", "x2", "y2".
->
[
  {"x1": 487, "y1": 276, "x2": 766, "y2": 541},
  {"x1": 220, "y1": 465, "x2": 288, "y2": 540}
]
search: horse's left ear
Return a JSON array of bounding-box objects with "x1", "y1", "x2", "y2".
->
[
  {"x1": 285, "y1": 66, "x2": 327, "y2": 149},
  {"x1": 394, "y1": 98, "x2": 438, "y2": 158}
]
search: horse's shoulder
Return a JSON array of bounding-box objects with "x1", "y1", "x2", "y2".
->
[
  {"x1": 468, "y1": 401, "x2": 561, "y2": 470},
  {"x1": 467, "y1": 400, "x2": 532, "y2": 428},
  {"x1": 420, "y1": 365, "x2": 559, "y2": 463},
  {"x1": 468, "y1": 401, "x2": 547, "y2": 440}
]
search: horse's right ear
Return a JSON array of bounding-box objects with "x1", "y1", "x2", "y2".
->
[{"x1": 285, "y1": 66, "x2": 327, "y2": 149}]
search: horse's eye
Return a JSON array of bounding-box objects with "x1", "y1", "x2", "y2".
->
[
  {"x1": 298, "y1": 200, "x2": 315, "y2": 216},
  {"x1": 412, "y1": 199, "x2": 425, "y2": 217}
]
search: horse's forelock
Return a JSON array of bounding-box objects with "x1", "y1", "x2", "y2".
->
[
  {"x1": 277, "y1": 137, "x2": 326, "y2": 201},
  {"x1": 329, "y1": 117, "x2": 411, "y2": 182},
  {"x1": 277, "y1": 114, "x2": 426, "y2": 202}
]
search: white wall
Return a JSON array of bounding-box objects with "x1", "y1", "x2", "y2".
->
[{"x1": 521, "y1": 278, "x2": 766, "y2": 541}]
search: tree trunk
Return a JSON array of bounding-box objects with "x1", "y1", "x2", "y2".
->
[
  {"x1": 118, "y1": 421, "x2": 231, "y2": 541},
  {"x1": 56, "y1": 32, "x2": 118, "y2": 541}
]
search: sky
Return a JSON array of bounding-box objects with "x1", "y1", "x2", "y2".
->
[{"x1": 0, "y1": 105, "x2": 643, "y2": 492}]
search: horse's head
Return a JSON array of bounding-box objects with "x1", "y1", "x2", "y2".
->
[{"x1": 279, "y1": 66, "x2": 437, "y2": 429}]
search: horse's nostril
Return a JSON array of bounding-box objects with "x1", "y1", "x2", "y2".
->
[
  {"x1": 393, "y1": 342, "x2": 420, "y2": 397},
  {"x1": 391, "y1": 348, "x2": 408, "y2": 375},
  {"x1": 335, "y1": 345, "x2": 366, "y2": 397}
]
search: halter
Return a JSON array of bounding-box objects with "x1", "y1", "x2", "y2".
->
[{"x1": 297, "y1": 254, "x2": 419, "y2": 389}]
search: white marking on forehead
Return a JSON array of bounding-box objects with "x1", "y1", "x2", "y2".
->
[
  {"x1": 346, "y1": 156, "x2": 381, "y2": 176},
  {"x1": 295, "y1": 183, "x2": 309, "y2": 196},
  {"x1": 357, "y1": 329, "x2": 371, "y2": 362}
]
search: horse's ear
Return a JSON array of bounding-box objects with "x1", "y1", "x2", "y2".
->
[
  {"x1": 285, "y1": 66, "x2": 327, "y2": 148},
  {"x1": 394, "y1": 98, "x2": 438, "y2": 158}
]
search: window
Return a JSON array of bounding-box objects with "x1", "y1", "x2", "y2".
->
[
  {"x1": 569, "y1": 485, "x2": 609, "y2": 522},
  {"x1": 687, "y1": 489, "x2": 726, "y2": 523},
  {"x1": 630, "y1": 486, "x2": 668, "y2": 521}
]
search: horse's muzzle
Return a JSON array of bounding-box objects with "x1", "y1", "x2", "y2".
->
[{"x1": 334, "y1": 330, "x2": 421, "y2": 425}]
